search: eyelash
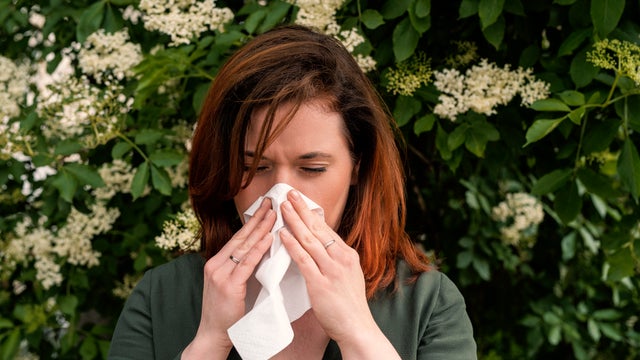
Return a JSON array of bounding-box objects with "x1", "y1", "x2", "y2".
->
[{"x1": 243, "y1": 166, "x2": 326, "y2": 174}]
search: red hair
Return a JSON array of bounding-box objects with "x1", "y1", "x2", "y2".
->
[{"x1": 189, "y1": 25, "x2": 430, "y2": 298}]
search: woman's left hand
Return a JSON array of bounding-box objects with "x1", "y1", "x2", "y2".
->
[{"x1": 279, "y1": 189, "x2": 396, "y2": 357}]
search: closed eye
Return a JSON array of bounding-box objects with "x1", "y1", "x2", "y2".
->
[{"x1": 301, "y1": 167, "x2": 326, "y2": 174}]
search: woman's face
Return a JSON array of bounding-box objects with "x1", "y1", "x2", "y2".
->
[{"x1": 234, "y1": 98, "x2": 357, "y2": 230}]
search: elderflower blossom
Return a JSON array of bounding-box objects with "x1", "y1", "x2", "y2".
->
[
  {"x1": 445, "y1": 41, "x2": 478, "y2": 68},
  {"x1": 587, "y1": 38, "x2": 640, "y2": 85},
  {"x1": 0, "y1": 56, "x2": 33, "y2": 159},
  {"x1": 491, "y1": 192, "x2": 544, "y2": 248},
  {"x1": 2, "y1": 201, "x2": 119, "y2": 289},
  {"x1": 113, "y1": 273, "x2": 141, "y2": 299},
  {"x1": 155, "y1": 207, "x2": 201, "y2": 252},
  {"x1": 289, "y1": 0, "x2": 375, "y2": 72},
  {"x1": 94, "y1": 159, "x2": 135, "y2": 201},
  {"x1": 289, "y1": 0, "x2": 346, "y2": 30},
  {"x1": 37, "y1": 75, "x2": 133, "y2": 148},
  {"x1": 433, "y1": 59, "x2": 550, "y2": 121},
  {"x1": 53, "y1": 202, "x2": 120, "y2": 267},
  {"x1": 386, "y1": 52, "x2": 432, "y2": 96},
  {"x1": 139, "y1": 0, "x2": 234, "y2": 46},
  {"x1": 78, "y1": 29, "x2": 143, "y2": 83}
]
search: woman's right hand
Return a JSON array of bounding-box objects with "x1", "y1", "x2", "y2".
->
[{"x1": 182, "y1": 198, "x2": 276, "y2": 359}]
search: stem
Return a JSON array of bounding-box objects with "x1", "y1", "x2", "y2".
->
[
  {"x1": 116, "y1": 131, "x2": 150, "y2": 162},
  {"x1": 573, "y1": 112, "x2": 588, "y2": 173},
  {"x1": 604, "y1": 73, "x2": 620, "y2": 105}
]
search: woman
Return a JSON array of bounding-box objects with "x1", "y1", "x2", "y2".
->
[{"x1": 109, "y1": 25, "x2": 476, "y2": 359}]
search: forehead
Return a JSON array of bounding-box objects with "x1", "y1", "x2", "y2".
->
[{"x1": 245, "y1": 99, "x2": 348, "y2": 150}]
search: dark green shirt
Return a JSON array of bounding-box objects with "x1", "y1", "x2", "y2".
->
[{"x1": 108, "y1": 253, "x2": 476, "y2": 359}]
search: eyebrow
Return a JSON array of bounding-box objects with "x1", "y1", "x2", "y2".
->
[{"x1": 244, "y1": 151, "x2": 333, "y2": 160}]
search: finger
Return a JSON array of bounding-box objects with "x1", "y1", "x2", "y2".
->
[
  {"x1": 211, "y1": 205, "x2": 276, "y2": 270},
  {"x1": 279, "y1": 227, "x2": 323, "y2": 280},
  {"x1": 288, "y1": 190, "x2": 344, "y2": 246},
  {"x1": 230, "y1": 232, "x2": 273, "y2": 282},
  {"x1": 280, "y1": 199, "x2": 335, "y2": 270}
]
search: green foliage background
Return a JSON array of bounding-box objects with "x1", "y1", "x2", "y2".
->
[{"x1": 1, "y1": 0, "x2": 639, "y2": 358}]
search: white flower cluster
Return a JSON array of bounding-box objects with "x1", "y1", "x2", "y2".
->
[
  {"x1": 155, "y1": 207, "x2": 200, "y2": 252},
  {"x1": 2, "y1": 201, "x2": 120, "y2": 290},
  {"x1": 491, "y1": 192, "x2": 544, "y2": 248},
  {"x1": 78, "y1": 29, "x2": 143, "y2": 83},
  {"x1": 289, "y1": 0, "x2": 376, "y2": 72},
  {"x1": 433, "y1": 59, "x2": 550, "y2": 121},
  {"x1": 139, "y1": 0, "x2": 234, "y2": 46},
  {"x1": 290, "y1": 0, "x2": 345, "y2": 30},
  {"x1": 37, "y1": 74, "x2": 133, "y2": 148},
  {"x1": 0, "y1": 56, "x2": 32, "y2": 159},
  {"x1": 95, "y1": 159, "x2": 135, "y2": 201}
]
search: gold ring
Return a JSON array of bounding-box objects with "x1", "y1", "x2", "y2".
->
[
  {"x1": 229, "y1": 255, "x2": 241, "y2": 264},
  {"x1": 323, "y1": 239, "x2": 336, "y2": 249}
]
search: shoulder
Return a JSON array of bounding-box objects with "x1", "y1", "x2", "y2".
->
[{"x1": 139, "y1": 252, "x2": 205, "y2": 296}]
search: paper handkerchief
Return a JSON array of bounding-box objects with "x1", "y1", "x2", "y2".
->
[{"x1": 227, "y1": 183, "x2": 323, "y2": 360}]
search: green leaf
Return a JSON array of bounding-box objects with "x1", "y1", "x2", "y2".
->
[
  {"x1": 599, "y1": 322, "x2": 623, "y2": 341},
  {"x1": 392, "y1": 18, "x2": 420, "y2": 62},
  {"x1": 150, "y1": 164, "x2": 172, "y2": 196},
  {"x1": 530, "y1": 98, "x2": 572, "y2": 112},
  {"x1": 414, "y1": 114, "x2": 436, "y2": 135},
  {"x1": 257, "y1": 0, "x2": 291, "y2": 34},
  {"x1": 617, "y1": 139, "x2": 640, "y2": 200},
  {"x1": 568, "y1": 107, "x2": 585, "y2": 125},
  {"x1": 456, "y1": 250, "x2": 473, "y2": 268},
  {"x1": 557, "y1": 90, "x2": 585, "y2": 106},
  {"x1": 51, "y1": 172, "x2": 78, "y2": 202},
  {"x1": 570, "y1": 48, "x2": 599, "y2": 88},
  {"x1": 459, "y1": 0, "x2": 479, "y2": 18},
  {"x1": 557, "y1": 29, "x2": 591, "y2": 57},
  {"x1": 532, "y1": 168, "x2": 572, "y2": 195},
  {"x1": 131, "y1": 161, "x2": 149, "y2": 200},
  {"x1": 111, "y1": 141, "x2": 132, "y2": 159},
  {"x1": 65, "y1": 163, "x2": 105, "y2": 188},
  {"x1": 415, "y1": 0, "x2": 431, "y2": 17},
  {"x1": 592, "y1": 309, "x2": 622, "y2": 321},
  {"x1": 79, "y1": 336, "x2": 98, "y2": 360},
  {"x1": 616, "y1": 95, "x2": 640, "y2": 133},
  {"x1": 554, "y1": 180, "x2": 582, "y2": 224},
  {"x1": 587, "y1": 318, "x2": 601, "y2": 342},
  {"x1": 381, "y1": 0, "x2": 412, "y2": 19},
  {"x1": 361, "y1": 9, "x2": 385, "y2": 29},
  {"x1": 192, "y1": 82, "x2": 211, "y2": 114},
  {"x1": 58, "y1": 295, "x2": 79, "y2": 316},
  {"x1": 548, "y1": 325, "x2": 562, "y2": 345},
  {"x1": 482, "y1": 15, "x2": 504, "y2": 50},
  {"x1": 435, "y1": 124, "x2": 452, "y2": 160},
  {"x1": 149, "y1": 150, "x2": 185, "y2": 167},
  {"x1": 478, "y1": 0, "x2": 505, "y2": 28},
  {"x1": 1, "y1": 328, "x2": 20, "y2": 360},
  {"x1": 409, "y1": 3, "x2": 431, "y2": 34},
  {"x1": 54, "y1": 140, "x2": 84, "y2": 156},
  {"x1": 591, "y1": 0, "x2": 625, "y2": 38},
  {"x1": 103, "y1": 4, "x2": 124, "y2": 32},
  {"x1": 76, "y1": 1, "x2": 105, "y2": 43},
  {"x1": 0, "y1": 319, "x2": 13, "y2": 329},
  {"x1": 577, "y1": 168, "x2": 619, "y2": 199},
  {"x1": 579, "y1": 227, "x2": 599, "y2": 254},
  {"x1": 472, "y1": 257, "x2": 491, "y2": 280},
  {"x1": 244, "y1": 9, "x2": 266, "y2": 34},
  {"x1": 393, "y1": 96, "x2": 422, "y2": 126},
  {"x1": 561, "y1": 231, "x2": 577, "y2": 260},
  {"x1": 135, "y1": 129, "x2": 164, "y2": 145},
  {"x1": 582, "y1": 118, "x2": 620, "y2": 154},
  {"x1": 448, "y1": 123, "x2": 469, "y2": 150},
  {"x1": 524, "y1": 118, "x2": 564, "y2": 145}
]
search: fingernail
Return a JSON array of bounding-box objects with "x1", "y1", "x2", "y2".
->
[
  {"x1": 289, "y1": 190, "x2": 301, "y2": 201},
  {"x1": 282, "y1": 200, "x2": 293, "y2": 211}
]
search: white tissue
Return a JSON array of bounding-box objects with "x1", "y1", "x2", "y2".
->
[{"x1": 227, "y1": 183, "x2": 323, "y2": 360}]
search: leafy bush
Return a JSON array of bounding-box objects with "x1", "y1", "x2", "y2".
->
[{"x1": 1, "y1": 0, "x2": 639, "y2": 358}]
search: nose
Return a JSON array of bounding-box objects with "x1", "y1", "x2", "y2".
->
[{"x1": 272, "y1": 167, "x2": 293, "y2": 187}]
